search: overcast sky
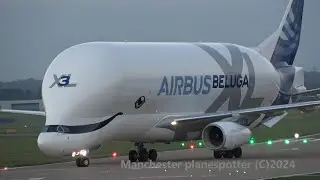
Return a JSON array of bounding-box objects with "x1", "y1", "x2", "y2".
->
[{"x1": 0, "y1": 0, "x2": 318, "y2": 81}]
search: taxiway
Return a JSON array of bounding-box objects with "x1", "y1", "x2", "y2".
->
[{"x1": 2, "y1": 134, "x2": 320, "y2": 180}]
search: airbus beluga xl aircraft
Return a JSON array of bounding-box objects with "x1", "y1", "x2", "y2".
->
[{"x1": 1, "y1": 0, "x2": 319, "y2": 167}]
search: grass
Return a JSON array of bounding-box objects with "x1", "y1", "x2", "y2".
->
[
  {"x1": 0, "y1": 113, "x2": 44, "y2": 134},
  {"x1": 1, "y1": 110, "x2": 320, "y2": 167},
  {"x1": 0, "y1": 136, "x2": 185, "y2": 167},
  {"x1": 251, "y1": 110, "x2": 320, "y2": 142}
]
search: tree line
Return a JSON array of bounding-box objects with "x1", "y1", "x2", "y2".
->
[{"x1": 0, "y1": 78, "x2": 42, "y2": 100}]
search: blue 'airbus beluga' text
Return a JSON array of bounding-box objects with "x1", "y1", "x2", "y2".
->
[{"x1": 157, "y1": 74, "x2": 249, "y2": 96}]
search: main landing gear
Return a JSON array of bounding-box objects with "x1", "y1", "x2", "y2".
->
[
  {"x1": 213, "y1": 147, "x2": 242, "y2": 159},
  {"x1": 128, "y1": 143, "x2": 158, "y2": 162}
]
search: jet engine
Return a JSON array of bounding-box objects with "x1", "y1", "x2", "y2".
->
[{"x1": 202, "y1": 121, "x2": 252, "y2": 150}]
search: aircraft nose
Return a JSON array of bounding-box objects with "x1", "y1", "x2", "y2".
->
[{"x1": 37, "y1": 133, "x2": 62, "y2": 156}]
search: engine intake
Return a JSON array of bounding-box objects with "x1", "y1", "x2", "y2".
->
[
  {"x1": 208, "y1": 126, "x2": 224, "y2": 147},
  {"x1": 202, "y1": 121, "x2": 252, "y2": 150}
]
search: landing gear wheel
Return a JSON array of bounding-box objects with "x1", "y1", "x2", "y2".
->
[
  {"x1": 138, "y1": 148, "x2": 149, "y2": 162},
  {"x1": 233, "y1": 147, "x2": 242, "y2": 158},
  {"x1": 223, "y1": 150, "x2": 234, "y2": 159},
  {"x1": 213, "y1": 150, "x2": 223, "y2": 159},
  {"x1": 129, "y1": 150, "x2": 138, "y2": 162},
  {"x1": 76, "y1": 157, "x2": 81, "y2": 167},
  {"x1": 76, "y1": 157, "x2": 90, "y2": 167},
  {"x1": 130, "y1": 143, "x2": 158, "y2": 162},
  {"x1": 148, "y1": 149, "x2": 157, "y2": 161}
]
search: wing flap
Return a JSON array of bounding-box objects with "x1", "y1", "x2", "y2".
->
[{"x1": 262, "y1": 111, "x2": 288, "y2": 128}]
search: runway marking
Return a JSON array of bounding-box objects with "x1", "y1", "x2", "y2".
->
[
  {"x1": 257, "y1": 171, "x2": 320, "y2": 179},
  {"x1": 279, "y1": 148, "x2": 289, "y2": 151},
  {"x1": 28, "y1": 178, "x2": 45, "y2": 180},
  {"x1": 127, "y1": 174, "x2": 218, "y2": 179},
  {"x1": 280, "y1": 147, "x2": 300, "y2": 151},
  {"x1": 128, "y1": 175, "x2": 193, "y2": 179},
  {"x1": 99, "y1": 170, "x2": 109, "y2": 173},
  {"x1": 6, "y1": 168, "x2": 70, "y2": 172}
]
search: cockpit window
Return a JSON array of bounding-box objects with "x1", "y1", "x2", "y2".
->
[{"x1": 42, "y1": 112, "x2": 123, "y2": 134}]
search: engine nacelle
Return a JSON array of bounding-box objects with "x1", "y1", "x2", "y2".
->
[{"x1": 202, "y1": 121, "x2": 252, "y2": 150}]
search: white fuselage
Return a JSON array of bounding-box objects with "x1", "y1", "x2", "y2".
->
[{"x1": 37, "y1": 42, "x2": 280, "y2": 156}]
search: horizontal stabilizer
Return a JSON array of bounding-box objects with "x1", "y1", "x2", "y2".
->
[
  {"x1": 273, "y1": 80, "x2": 320, "y2": 97},
  {"x1": 0, "y1": 109, "x2": 46, "y2": 116},
  {"x1": 290, "y1": 88, "x2": 320, "y2": 96}
]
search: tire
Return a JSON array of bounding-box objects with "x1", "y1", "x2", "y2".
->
[
  {"x1": 148, "y1": 149, "x2": 157, "y2": 161},
  {"x1": 129, "y1": 150, "x2": 138, "y2": 162},
  {"x1": 76, "y1": 157, "x2": 81, "y2": 167},
  {"x1": 233, "y1": 147, "x2": 242, "y2": 158},
  {"x1": 138, "y1": 148, "x2": 149, "y2": 162},
  {"x1": 223, "y1": 150, "x2": 234, "y2": 159},
  {"x1": 82, "y1": 157, "x2": 90, "y2": 167},
  {"x1": 214, "y1": 150, "x2": 223, "y2": 159},
  {"x1": 76, "y1": 157, "x2": 90, "y2": 167}
]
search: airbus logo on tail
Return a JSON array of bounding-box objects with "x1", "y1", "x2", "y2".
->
[{"x1": 49, "y1": 74, "x2": 77, "y2": 88}]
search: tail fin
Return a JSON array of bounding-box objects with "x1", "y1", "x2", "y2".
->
[{"x1": 256, "y1": 0, "x2": 304, "y2": 68}]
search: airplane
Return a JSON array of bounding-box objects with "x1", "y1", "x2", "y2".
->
[{"x1": 1, "y1": 0, "x2": 319, "y2": 167}]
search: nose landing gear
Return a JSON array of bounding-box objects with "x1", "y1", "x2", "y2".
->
[
  {"x1": 72, "y1": 149, "x2": 90, "y2": 167},
  {"x1": 128, "y1": 143, "x2": 158, "y2": 162},
  {"x1": 76, "y1": 156, "x2": 90, "y2": 167}
]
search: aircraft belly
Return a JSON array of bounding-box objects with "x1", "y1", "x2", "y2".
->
[{"x1": 100, "y1": 114, "x2": 166, "y2": 142}]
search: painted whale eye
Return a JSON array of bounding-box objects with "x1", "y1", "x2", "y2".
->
[
  {"x1": 135, "y1": 96, "x2": 146, "y2": 109},
  {"x1": 57, "y1": 125, "x2": 64, "y2": 133}
]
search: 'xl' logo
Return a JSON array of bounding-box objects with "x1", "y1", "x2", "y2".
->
[{"x1": 49, "y1": 74, "x2": 77, "y2": 88}]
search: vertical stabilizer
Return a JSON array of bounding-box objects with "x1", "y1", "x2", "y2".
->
[{"x1": 256, "y1": 0, "x2": 304, "y2": 68}]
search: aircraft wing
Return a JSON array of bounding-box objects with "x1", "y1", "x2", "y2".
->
[
  {"x1": 155, "y1": 100, "x2": 320, "y2": 131},
  {"x1": 0, "y1": 109, "x2": 45, "y2": 116}
]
